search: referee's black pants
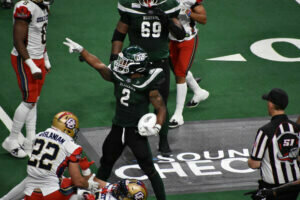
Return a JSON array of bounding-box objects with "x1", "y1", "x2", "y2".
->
[{"x1": 96, "y1": 124, "x2": 166, "y2": 200}]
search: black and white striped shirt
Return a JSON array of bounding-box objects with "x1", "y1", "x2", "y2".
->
[{"x1": 251, "y1": 114, "x2": 300, "y2": 185}]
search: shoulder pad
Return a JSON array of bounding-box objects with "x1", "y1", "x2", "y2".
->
[{"x1": 14, "y1": 4, "x2": 32, "y2": 20}]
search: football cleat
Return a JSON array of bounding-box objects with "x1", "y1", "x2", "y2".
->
[
  {"x1": 2, "y1": 137, "x2": 27, "y2": 158},
  {"x1": 169, "y1": 115, "x2": 184, "y2": 128},
  {"x1": 187, "y1": 77, "x2": 201, "y2": 88},
  {"x1": 186, "y1": 89, "x2": 209, "y2": 108},
  {"x1": 23, "y1": 138, "x2": 33, "y2": 157},
  {"x1": 158, "y1": 149, "x2": 173, "y2": 157}
]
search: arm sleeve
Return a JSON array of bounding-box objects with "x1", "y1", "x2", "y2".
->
[
  {"x1": 66, "y1": 141, "x2": 82, "y2": 162},
  {"x1": 14, "y1": 5, "x2": 32, "y2": 23},
  {"x1": 250, "y1": 129, "x2": 269, "y2": 161}
]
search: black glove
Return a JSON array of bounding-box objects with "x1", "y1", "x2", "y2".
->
[
  {"x1": 244, "y1": 188, "x2": 274, "y2": 200},
  {"x1": 110, "y1": 54, "x2": 118, "y2": 63},
  {"x1": 151, "y1": 7, "x2": 169, "y2": 26},
  {"x1": 79, "y1": 55, "x2": 86, "y2": 62}
]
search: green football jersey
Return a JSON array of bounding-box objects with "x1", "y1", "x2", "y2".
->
[
  {"x1": 110, "y1": 67, "x2": 164, "y2": 127},
  {"x1": 118, "y1": 0, "x2": 180, "y2": 61}
]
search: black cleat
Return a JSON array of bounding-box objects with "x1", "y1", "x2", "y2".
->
[
  {"x1": 194, "y1": 77, "x2": 202, "y2": 83},
  {"x1": 168, "y1": 118, "x2": 184, "y2": 128},
  {"x1": 186, "y1": 100, "x2": 200, "y2": 108},
  {"x1": 159, "y1": 150, "x2": 173, "y2": 157}
]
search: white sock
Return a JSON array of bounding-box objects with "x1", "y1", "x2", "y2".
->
[
  {"x1": 1, "y1": 178, "x2": 26, "y2": 200},
  {"x1": 9, "y1": 102, "x2": 32, "y2": 140},
  {"x1": 186, "y1": 71, "x2": 202, "y2": 96},
  {"x1": 174, "y1": 83, "x2": 187, "y2": 116},
  {"x1": 26, "y1": 103, "x2": 37, "y2": 141}
]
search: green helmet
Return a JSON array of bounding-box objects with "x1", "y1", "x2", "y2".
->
[{"x1": 113, "y1": 45, "x2": 149, "y2": 75}]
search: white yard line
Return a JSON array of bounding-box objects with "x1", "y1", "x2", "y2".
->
[
  {"x1": 0, "y1": 105, "x2": 25, "y2": 143},
  {"x1": 0, "y1": 106, "x2": 13, "y2": 131}
]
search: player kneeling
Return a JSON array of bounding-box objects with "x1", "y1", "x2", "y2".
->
[{"x1": 77, "y1": 179, "x2": 148, "y2": 200}]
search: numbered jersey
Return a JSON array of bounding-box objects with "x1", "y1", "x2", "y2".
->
[
  {"x1": 25, "y1": 128, "x2": 82, "y2": 196},
  {"x1": 11, "y1": 0, "x2": 48, "y2": 59},
  {"x1": 169, "y1": 0, "x2": 202, "y2": 42},
  {"x1": 118, "y1": 0, "x2": 180, "y2": 61},
  {"x1": 250, "y1": 115, "x2": 300, "y2": 184},
  {"x1": 109, "y1": 67, "x2": 164, "y2": 127},
  {"x1": 78, "y1": 183, "x2": 117, "y2": 200}
]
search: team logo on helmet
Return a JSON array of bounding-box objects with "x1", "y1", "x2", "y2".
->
[
  {"x1": 113, "y1": 45, "x2": 149, "y2": 75},
  {"x1": 65, "y1": 118, "x2": 76, "y2": 129},
  {"x1": 134, "y1": 53, "x2": 147, "y2": 62},
  {"x1": 134, "y1": 191, "x2": 145, "y2": 200}
]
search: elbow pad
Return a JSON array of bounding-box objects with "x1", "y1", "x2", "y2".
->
[
  {"x1": 111, "y1": 29, "x2": 126, "y2": 42},
  {"x1": 168, "y1": 20, "x2": 186, "y2": 40}
]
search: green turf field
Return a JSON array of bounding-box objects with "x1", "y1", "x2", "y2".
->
[{"x1": 0, "y1": 0, "x2": 300, "y2": 199}]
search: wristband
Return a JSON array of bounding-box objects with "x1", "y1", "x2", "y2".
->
[
  {"x1": 110, "y1": 54, "x2": 118, "y2": 62},
  {"x1": 44, "y1": 52, "x2": 51, "y2": 69},
  {"x1": 186, "y1": 9, "x2": 192, "y2": 17},
  {"x1": 154, "y1": 124, "x2": 161, "y2": 132},
  {"x1": 82, "y1": 168, "x2": 91, "y2": 176},
  {"x1": 25, "y1": 58, "x2": 41, "y2": 74}
]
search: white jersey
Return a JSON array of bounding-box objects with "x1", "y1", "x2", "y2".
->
[
  {"x1": 169, "y1": 0, "x2": 202, "y2": 42},
  {"x1": 77, "y1": 183, "x2": 117, "y2": 200},
  {"x1": 11, "y1": 0, "x2": 49, "y2": 59},
  {"x1": 25, "y1": 127, "x2": 82, "y2": 196}
]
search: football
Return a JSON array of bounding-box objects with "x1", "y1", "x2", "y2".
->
[{"x1": 138, "y1": 113, "x2": 157, "y2": 136}]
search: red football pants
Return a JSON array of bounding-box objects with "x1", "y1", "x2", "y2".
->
[
  {"x1": 11, "y1": 55, "x2": 46, "y2": 103},
  {"x1": 24, "y1": 190, "x2": 73, "y2": 200},
  {"x1": 169, "y1": 35, "x2": 199, "y2": 77}
]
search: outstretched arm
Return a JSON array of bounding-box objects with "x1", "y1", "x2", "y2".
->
[{"x1": 63, "y1": 38, "x2": 112, "y2": 82}]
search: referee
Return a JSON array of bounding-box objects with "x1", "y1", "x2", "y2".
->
[{"x1": 248, "y1": 88, "x2": 300, "y2": 200}]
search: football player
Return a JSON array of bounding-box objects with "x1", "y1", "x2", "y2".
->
[
  {"x1": 77, "y1": 179, "x2": 148, "y2": 200},
  {"x1": 109, "y1": 0, "x2": 186, "y2": 157},
  {"x1": 0, "y1": 155, "x2": 104, "y2": 200},
  {"x1": 168, "y1": 0, "x2": 209, "y2": 128},
  {"x1": 63, "y1": 38, "x2": 167, "y2": 200},
  {"x1": 2, "y1": 0, "x2": 53, "y2": 158},
  {"x1": 0, "y1": 111, "x2": 100, "y2": 200}
]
